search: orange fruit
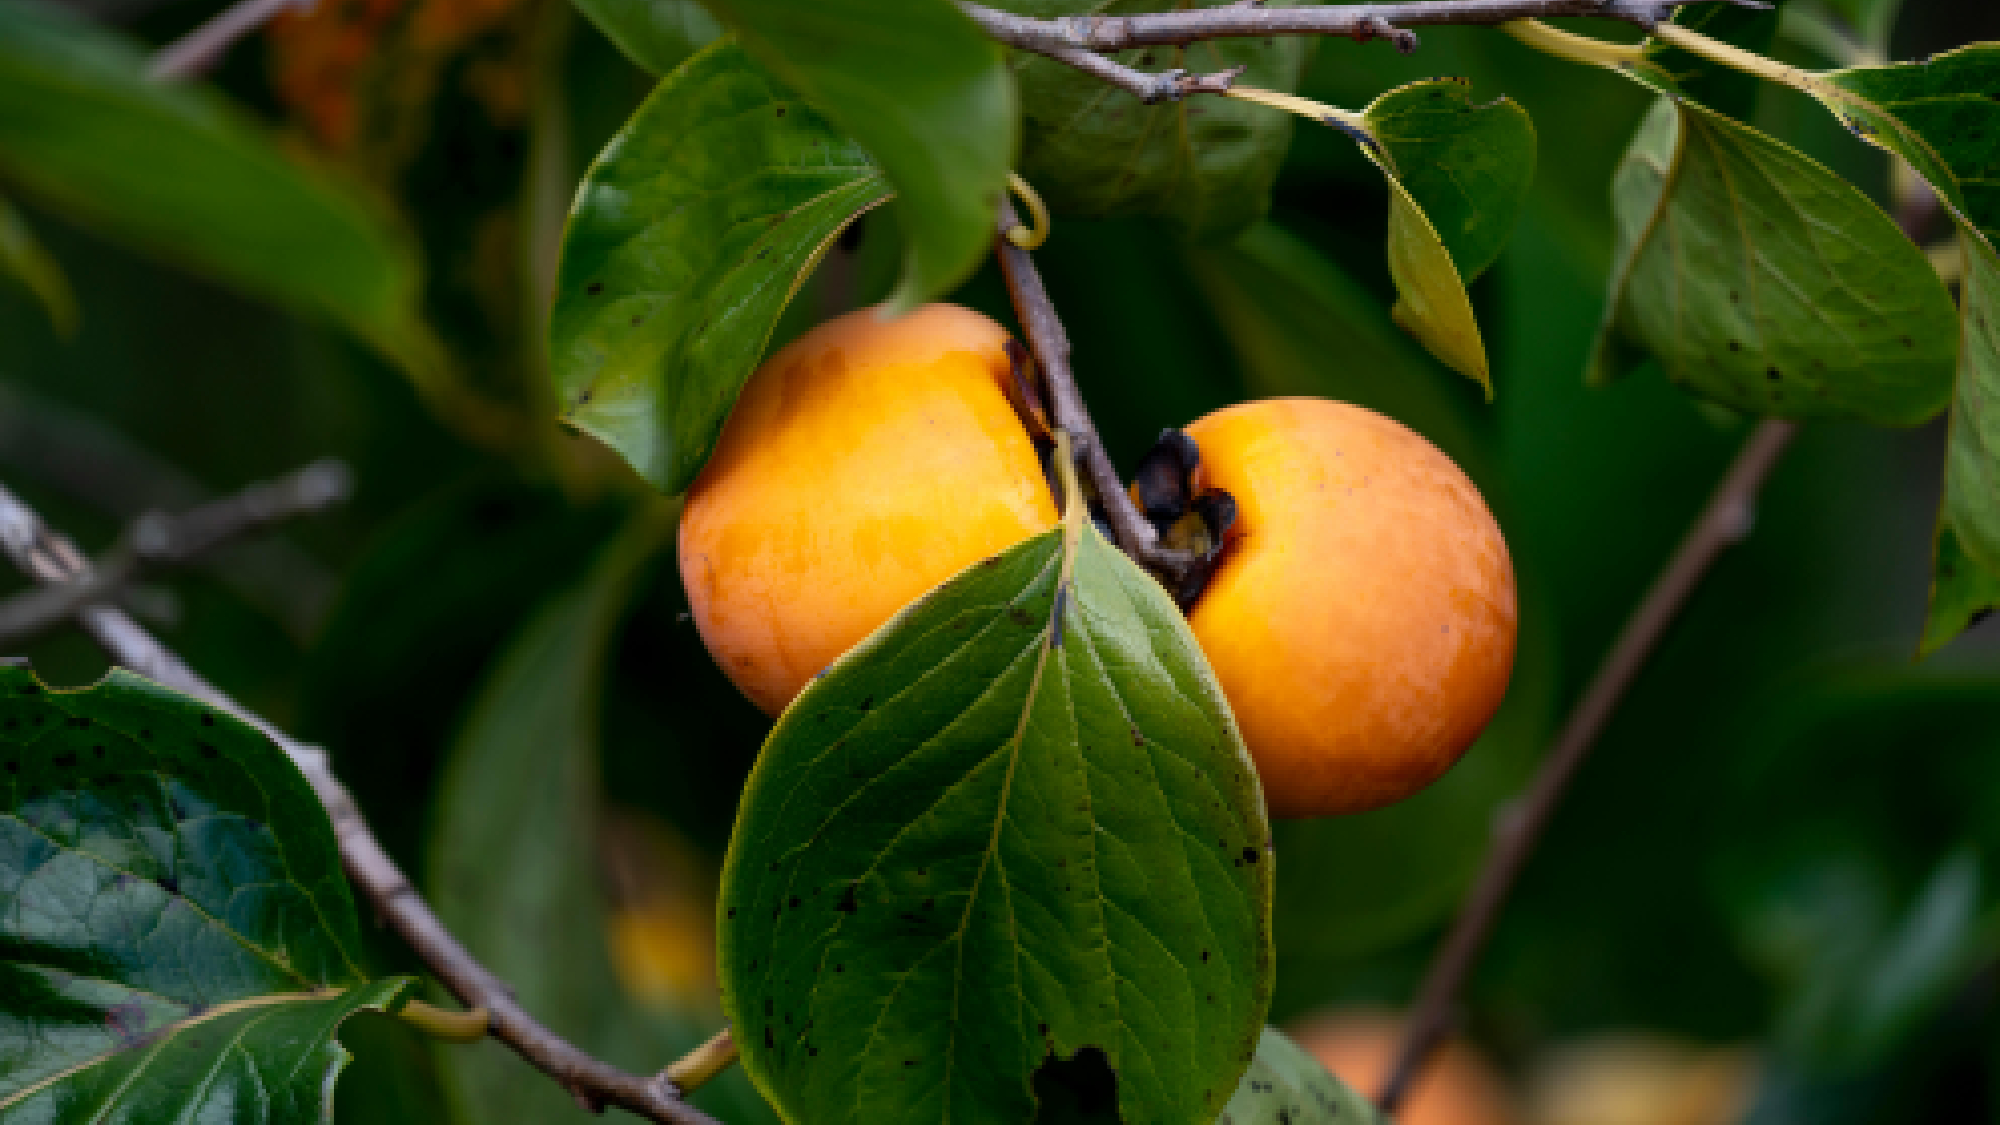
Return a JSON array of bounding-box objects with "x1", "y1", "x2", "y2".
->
[
  {"x1": 1289, "y1": 1010, "x2": 1519, "y2": 1125},
  {"x1": 1181, "y1": 399, "x2": 1516, "y2": 816},
  {"x1": 678, "y1": 304, "x2": 1059, "y2": 716}
]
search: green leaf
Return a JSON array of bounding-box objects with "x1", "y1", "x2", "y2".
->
[
  {"x1": 571, "y1": 0, "x2": 722, "y2": 76},
  {"x1": 0, "y1": 195, "x2": 76, "y2": 333},
  {"x1": 427, "y1": 509, "x2": 775, "y2": 1123},
  {"x1": 720, "y1": 516, "x2": 1272, "y2": 1125},
  {"x1": 1365, "y1": 79, "x2": 1537, "y2": 288},
  {"x1": 0, "y1": 662, "x2": 414, "y2": 1122},
  {"x1": 1219, "y1": 1028, "x2": 1385, "y2": 1125},
  {"x1": 1923, "y1": 231, "x2": 2000, "y2": 654},
  {"x1": 0, "y1": 1, "x2": 434, "y2": 374},
  {"x1": 1812, "y1": 46, "x2": 2000, "y2": 240},
  {"x1": 696, "y1": 0, "x2": 1014, "y2": 314},
  {"x1": 1261, "y1": 81, "x2": 1511, "y2": 394},
  {"x1": 1006, "y1": 0, "x2": 1311, "y2": 238},
  {"x1": 1923, "y1": 528, "x2": 2000, "y2": 656},
  {"x1": 1589, "y1": 96, "x2": 1957, "y2": 425},
  {"x1": 550, "y1": 41, "x2": 891, "y2": 493}
]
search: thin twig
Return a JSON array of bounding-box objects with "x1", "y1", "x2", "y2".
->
[
  {"x1": 961, "y1": 0, "x2": 1770, "y2": 60},
  {"x1": 0, "y1": 479, "x2": 725, "y2": 1125},
  {"x1": 1377, "y1": 186, "x2": 1942, "y2": 1114},
  {"x1": 993, "y1": 200, "x2": 1201, "y2": 581},
  {"x1": 0, "y1": 460, "x2": 349, "y2": 647},
  {"x1": 0, "y1": 387, "x2": 339, "y2": 639},
  {"x1": 1033, "y1": 47, "x2": 1249, "y2": 103},
  {"x1": 1374, "y1": 419, "x2": 1798, "y2": 1112},
  {"x1": 147, "y1": 0, "x2": 308, "y2": 82}
]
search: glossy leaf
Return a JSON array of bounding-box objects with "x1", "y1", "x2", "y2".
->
[
  {"x1": 1366, "y1": 78, "x2": 1537, "y2": 287},
  {"x1": 571, "y1": 0, "x2": 722, "y2": 76},
  {"x1": 696, "y1": 0, "x2": 1014, "y2": 313},
  {"x1": 428, "y1": 510, "x2": 771, "y2": 1123},
  {"x1": 0, "y1": 195, "x2": 75, "y2": 333},
  {"x1": 720, "y1": 514, "x2": 1272, "y2": 1125},
  {"x1": 0, "y1": 662, "x2": 413, "y2": 1122},
  {"x1": 550, "y1": 41, "x2": 891, "y2": 493},
  {"x1": 0, "y1": 1, "x2": 433, "y2": 373},
  {"x1": 1590, "y1": 97, "x2": 1956, "y2": 424},
  {"x1": 1219, "y1": 1028, "x2": 1385, "y2": 1125},
  {"x1": 1008, "y1": 0, "x2": 1311, "y2": 238}
]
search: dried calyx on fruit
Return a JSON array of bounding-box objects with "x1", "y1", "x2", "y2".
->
[{"x1": 1131, "y1": 427, "x2": 1238, "y2": 609}]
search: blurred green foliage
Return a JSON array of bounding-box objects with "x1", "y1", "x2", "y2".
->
[{"x1": 3, "y1": 1, "x2": 2000, "y2": 1122}]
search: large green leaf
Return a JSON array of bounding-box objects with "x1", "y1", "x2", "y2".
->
[
  {"x1": 696, "y1": 0, "x2": 1014, "y2": 314},
  {"x1": 0, "y1": 663, "x2": 414, "y2": 1122},
  {"x1": 427, "y1": 508, "x2": 774, "y2": 1123},
  {"x1": 1005, "y1": 0, "x2": 1310, "y2": 238},
  {"x1": 551, "y1": 41, "x2": 891, "y2": 493},
  {"x1": 0, "y1": 195, "x2": 74, "y2": 333},
  {"x1": 571, "y1": 0, "x2": 722, "y2": 76},
  {"x1": 0, "y1": 1, "x2": 433, "y2": 373},
  {"x1": 1589, "y1": 96, "x2": 1957, "y2": 425},
  {"x1": 720, "y1": 508, "x2": 1272, "y2": 1124},
  {"x1": 1218, "y1": 1028, "x2": 1385, "y2": 1125}
]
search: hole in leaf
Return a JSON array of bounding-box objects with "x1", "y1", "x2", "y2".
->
[{"x1": 1032, "y1": 1046, "x2": 1120, "y2": 1124}]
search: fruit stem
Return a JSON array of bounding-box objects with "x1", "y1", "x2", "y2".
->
[
  {"x1": 663, "y1": 1027, "x2": 739, "y2": 1096},
  {"x1": 1005, "y1": 172, "x2": 1051, "y2": 251},
  {"x1": 1499, "y1": 19, "x2": 1646, "y2": 69},
  {"x1": 993, "y1": 199, "x2": 1204, "y2": 583},
  {"x1": 396, "y1": 998, "x2": 491, "y2": 1044}
]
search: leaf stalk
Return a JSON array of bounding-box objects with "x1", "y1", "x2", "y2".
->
[
  {"x1": 1649, "y1": 20, "x2": 1819, "y2": 90},
  {"x1": 1500, "y1": 18, "x2": 1645, "y2": 68},
  {"x1": 396, "y1": 999, "x2": 491, "y2": 1044},
  {"x1": 663, "y1": 1027, "x2": 739, "y2": 1096}
]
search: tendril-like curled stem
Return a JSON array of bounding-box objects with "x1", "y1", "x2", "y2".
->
[{"x1": 1005, "y1": 172, "x2": 1052, "y2": 250}]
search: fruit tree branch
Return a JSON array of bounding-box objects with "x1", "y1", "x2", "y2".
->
[
  {"x1": 993, "y1": 199, "x2": 1202, "y2": 580},
  {"x1": 1374, "y1": 418, "x2": 1798, "y2": 1112},
  {"x1": 0, "y1": 478, "x2": 725, "y2": 1125},
  {"x1": 960, "y1": 0, "x2": 1770, "y2": 63},
  {"x1": 0, "y1": 459, "x2": 350, "y2": 648}
]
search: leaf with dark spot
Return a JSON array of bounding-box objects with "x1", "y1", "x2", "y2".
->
[{"x1": 0, "y1": 662, "x2": 412, "y2": 1119}]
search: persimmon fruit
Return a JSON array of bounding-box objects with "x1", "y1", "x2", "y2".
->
[
  {"x1": 678, "y1": 303, "x2": 1058, "y2": 716},
  {"x1": 1175, "y1": 399, "x2": 1517, "y2": 817}
]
